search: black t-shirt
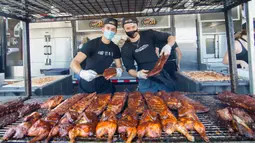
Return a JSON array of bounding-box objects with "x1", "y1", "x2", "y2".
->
[
  {"x1": 121, "y1": 29, "x2": 171, "y2": 72},
  {"x1": 79, "y1": 37, "x2": 121, "y2": 93},
  {"x1": 80, "y1": 37, "x2": 121, "y2": 74}
]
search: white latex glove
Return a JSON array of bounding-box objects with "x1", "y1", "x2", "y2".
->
[
  {"x1": 160, "y1": 44, "x2": 171, "y2": 56},
  {"x1": 115, "y1": 68, "x2": 123, "y2": 78},
  {"x1": 137, "y1": 70, "x2": 149, "y2": 79},
  {"x1": 79, "y1": 70, "x2": 97, "y2": 82}
]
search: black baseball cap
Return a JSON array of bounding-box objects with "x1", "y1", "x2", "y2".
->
[
  {"x1": 104, "y1": 18, "x2": 118, "y2": 28},
  {"x1": 122, "y1": 17, "x2": 138, "y2": 27},
  {"x1": 241, "y1": 21, "x2": 255, "y2": 29}
]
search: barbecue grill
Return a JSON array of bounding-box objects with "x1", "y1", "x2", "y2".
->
[{"x1": 0, "y1": 94, "x2": 254, "y2": 142}]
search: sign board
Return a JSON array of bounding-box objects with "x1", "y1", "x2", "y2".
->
[{"x1": 76, "y1": 16, "x2": 170, "y2": 32}]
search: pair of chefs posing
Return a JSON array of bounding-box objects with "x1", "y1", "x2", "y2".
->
[{"x1": 70, "y1": 18, "x2": 177, "y2": 94}]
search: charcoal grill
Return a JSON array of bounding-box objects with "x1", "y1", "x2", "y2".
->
[{"x1": 0, "y1": 95, "x2": 254, "y2": 142}]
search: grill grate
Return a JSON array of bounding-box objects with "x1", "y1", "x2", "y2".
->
[{"x1": 0, "y1": 95, "x2": 254, "y2": 142}]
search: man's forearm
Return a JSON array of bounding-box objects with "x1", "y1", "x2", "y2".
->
[
  {"x1": 70, "y1": 60, "x2": 82, "y2": 74},
  {"x1": 177, "y1": 58, "x2": 181, "y2": 65},
  {"x1": 167, "y1": 36, "x2": 176, "y2": 47},
  {"x1": 177, "y1": 54, "x2": 182, "y2": 65},
  {"x1": 128, "y1": 69, "x2": 138, "y2": 77}
]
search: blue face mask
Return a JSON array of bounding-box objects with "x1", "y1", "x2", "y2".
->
[{"x1": 103, "y1": 30, "x2": 115, "y2": 40}]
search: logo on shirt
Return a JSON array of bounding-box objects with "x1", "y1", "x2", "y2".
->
[
  {"x1": 135, "y1": 44, "x2": 149, "y2": 53},
  {"x1": 98, "y1": 51, "x2": 113, "y2": 56}
]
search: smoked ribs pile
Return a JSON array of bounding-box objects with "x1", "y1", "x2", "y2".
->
[
  {"x1": 1, "y1": 91, "x2": 214, "y2": 143},
  {"x1": 217, "y1": 91, "x2": 255, "y2": 139},
  {"x1": 0, "y1": 99, "x2": 40, "y2": 128}
]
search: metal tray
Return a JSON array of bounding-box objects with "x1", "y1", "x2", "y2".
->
[{"x1": 176, "y1": 72, "x2": 249, "y2": 94}]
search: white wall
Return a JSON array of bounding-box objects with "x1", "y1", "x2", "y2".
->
[{"x1": 29, "y1": 22, "x2": 73, "y2": 76}]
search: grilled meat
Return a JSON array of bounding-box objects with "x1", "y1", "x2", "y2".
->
[
  {"x1": 144, "y1": 92, "x2": 194, "y2": 141},
  {"x1": 217, "y1": 107, "x2": 255, "y2": 139},
  {"x1": 69, "y1": 112, "x2": 98, "y2": 143},
  {"x1": 157, "y1": 91, "x2": 210, "y2": 113},
  {"x1": 62, "y1": 111, "x2": 80, "y2": 123},
  {"x1": 28, "y1": 94, "x2": 85, "y2": 143},
  {"x1": 118, "y1": 109, "x2": 138, "y2": 143},
  {"x1": 0, "y1": 99, "x2": 23, "y2": 116},
  {"x1": 28, "y1": 113, "x2": 62, "y2": 143},
  {"x1": 69, "y1": 92, "x2": 96, "y2": 113},
  {"x1": 17, "y1": 103, "x2": 40, "y2": 118},
  {"x1": 147, "y1": 54, "x2": 169, "y2": 77},
  {"x1": 103, "y1": 68, "x2": 117, "y2": 80},
  {"x1": 178, "y1": 101, "x2": 209, "y2": 142},
  {"x1": 47, "y1": 93, "x2": 95, "y2": 142},
  {"x1": 143, "y1": 92, "x2": 168, "y2": 113},
  {"x1": 2, "y1": 126, "x2": 16, "y2": 141},
  {"x1": 44, "y1": 112, "x2": 62, "y2": 125},
  {"x1": 96, "y1": 111, "x2": 117, "y2": 143},
  {"x1": 85, "y1": 94, "x2": 111, "y2": 116},
  {"x1": 3, "y1": 112, "x2": 42, "y2": 141},
  {"x1": 46, "y1": 111, "x2": 80, "y2": 142},
  {"x1": 47, "y1": 123, "x2": 74, "y2": 142},
  {"x1": 24, "y1": 112, "x2": 42, "y2": 122},
  {"x1": 157, "y1": 91, "x2": 181, "y2": 110},
  {"x1": 127, "y1": 91, "x2": 145, "y2": 114},
  {"x1": 27, "y1": 119, "x2": 54, "y2": 143},
  {"x1": 217, "y1": 107, "x2": 233, "y2": 121},
  {"x1": 137, "y1": 110, "x2": 161, "y2": 142},
  {"x1": 105, "y1": 92, "x2": 127, "y2": 115},
  {"x1": 182, "y1": 71, "x2": 230, "y2": 82},
  {"x1": 49, "y1": 93, "x2": 85, "y2": 116},
  {"x1": 95, "y1": 92, "x2": 127, "y2": 142},
  {"x1": 160, "y1": 110, "x2": 195, "y2": 141},
  {"x1": 46, "y1": 93, "x2": 96, "y2": 142},
  {"x1": 218, "y1": 91, "x2": 255, "y2": 112},
  {"x1": 13, "y1": 122, "x2": 33, "y2": 138},
  {"x1": 0, "y1": 112, "x2": 19, "y2": 128},
  {"x1": 41, "y1": 95, "x2": 63, "y2": 110}
]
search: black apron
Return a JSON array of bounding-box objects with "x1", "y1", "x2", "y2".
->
[
  {"x1": 78, "y1": 77, "x2": 115, "y2": 94},
  {"x1": 163, "y1": 59, "x2": 178, "y2": 80},
  {"x1": 148, "y1": 69, "x2": 176, "y2": 91}
]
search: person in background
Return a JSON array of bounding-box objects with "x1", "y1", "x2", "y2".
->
[
  {"x1": 222, "y1": 21, "x2": 255, "y2": 69},
  {"x1": 78, "y1": 37, "x2": 89, "y2": 50},
  {"x1": 121, "y1": 17, "x2": 176, "y2": 93},
  {"x1": 70, "y1": 18, "x2": 123, "y2": 94},
  {"x1": 168, "y1": 42, "x2": 182, "y2": 70}
]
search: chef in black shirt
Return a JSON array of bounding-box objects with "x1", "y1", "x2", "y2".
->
[
  {"x1": 121, "y1": 17, "x2": 176, "y2": 93},
  {"x1": 70, "y1": 18, "x2": 123, "y2": 94}
]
